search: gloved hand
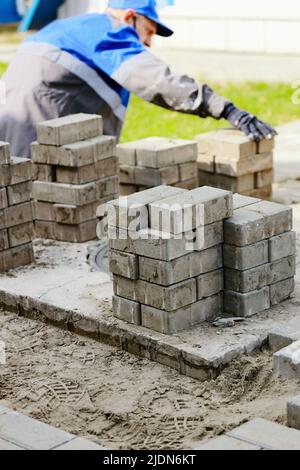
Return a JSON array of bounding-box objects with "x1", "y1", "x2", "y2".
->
[{"x1": 223, "y1": 104, "x2": 277, "y2": 142}]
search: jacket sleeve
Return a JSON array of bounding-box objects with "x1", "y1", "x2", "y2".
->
[{"x1": 111, "y1": 49, "x2": 230, "y2": 120}]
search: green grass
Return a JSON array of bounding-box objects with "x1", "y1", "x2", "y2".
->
[{"x1": 0, "y1": 58, "x2": 298, "y2": 141}]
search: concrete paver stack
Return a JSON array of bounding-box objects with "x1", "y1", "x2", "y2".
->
[
  {"x1": 224, "y1": 194, "x2": 295, "y2": 317},
  {"x1": 31, "y1": 114, "x2": 118, "y2": 242},
  {"x1": 108, "y1": 185, "x2": 233, "y2": 334},
  {"x1": 117, "y1": 137, "x2": 198, "y2": 196},
  {"x1": 197, "y1": 130, "x2": 274, "y2": 199},
  {"x1": 0, "y1": 141, "x2": 34, "y2": 271}
]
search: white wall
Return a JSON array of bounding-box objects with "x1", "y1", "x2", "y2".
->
[
  {"x1": 156, "y1": 0, "x2": 300, "y2": 54},
  {"x1": 59, "y1": 0, "x2": 300, "y2": 54}
]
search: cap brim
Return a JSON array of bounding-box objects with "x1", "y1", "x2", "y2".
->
[
  {"x1": 156, "y1": 21, "x2": 174, "y2": 37},
  {"x1": 144, "y1": 14, "x2": 173, "y2": 37}
]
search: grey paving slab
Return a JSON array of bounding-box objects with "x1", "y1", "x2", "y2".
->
[
  {"x1": 228, "y1": 418, "x2": 300, "y2": 450},
  {"x1": 0, "y1": 437, "x2": 25, "y2": 450},
  {"x1": 195, "y1": 435, "x2": 261, "y2": 450},
  {"x1": 0, "y1": 411, "x2": 74, "y2": 450}
]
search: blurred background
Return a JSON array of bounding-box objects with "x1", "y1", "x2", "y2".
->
[{"x1": 0, "y1": 0, "x2": 299, "y2": 144}]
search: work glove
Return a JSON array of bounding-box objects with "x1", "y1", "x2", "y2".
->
[{"x1": 223, "y1": 104, "x2": 277, "y2": 142}]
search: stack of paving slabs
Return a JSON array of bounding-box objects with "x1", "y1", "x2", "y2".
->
[
  {"x1": 117, "y1": 137, "x2": 198, "y2": 196},
  {"x1": 0, "y1": 141, "x2": 34, "y2": 272},
  {"x1": 196, "y1": 129, "x2": 274, "y2": 199},
  {"x1": 31, "y1": 114, "x2": 118, "y2": 242},
  {"x1": 108, "y1": 185, "x2": 233, "y2": 334},
  {"x1": 223, "y1": 194, "x2": 295, "y2": 317}
]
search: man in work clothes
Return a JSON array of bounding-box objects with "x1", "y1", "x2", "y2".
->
[{"x1": 0, "y1": 0, "x2": 276, "y2": 158}]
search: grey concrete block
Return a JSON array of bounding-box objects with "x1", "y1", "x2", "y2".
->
[
  {"x1": 56, "y1": 156, "x2": 118, "y2": 185},
  {"x1": 233, "y1": 193, "x2": 261, "y2": 210},
  {"x1": 268, "y1": 319, "x2": 300, "y2": 352},
  {"x1": 36, "y1": 113, "x2": 103, "y2": 146},
  {"x1": 224, "y1": 201, "x2": 292, "y2": 246},
  {"x1": 287, "y1": 395, "x2": 300, "y2": 430},
  {"x1": 0, "y1": 164, "x2": 11, "y2": 187},
  {"x1": 0, "y1": 141, "x2": 10, "y2": 164},
  {"x1": 269, "y1": 231, "x2": 296, "y2": 262},
  {"x1": 134, "y1": 137, "x2": 197, "y2": 168},
  {"x1": 228, "y1": 417, "x2": 300, "y2": 450},
  {"x1": 215, "y1": 152, "x2": 273, "y2": 177},
  {"x1": 244, "y1": 185, "x2": 273, "y2": 200},
  {"x1": 136, "y1": 165, "x2": 180, "y2": 186},
  {"x1": 0, "y1": 242, "x2": 34, "y2": 272},
  {"x1": 112, "y1": 295, "x2": 141, "y2": 325},
  {"x1": 225, "y1": 264, "x2": 269, "y2": 293},
  {"x1": 34, "y1": 201, "x2": 56, "y2": 222},
  {"x1": 0, "y1": 229, "x2": 9, "y2": 250},
  {"x1": 150, "y1": 186, "x2": 233, "y2": 234},
  {"x1": 194, "y1": 435, "x2": 261, "y2": 450},
  {"x1": 268, "y1": 256, "x2": 295, "y2": 285},
  {"x1": 223, "y1": 241, "x2": 268, "y2": 270},
  {"x1": 113, "y1": 275, "x2": 197, "y2": 312},
  {"x1": 1, "y1": 201, "x2": 33, "y2": 230},
  {"x1": 119, "y1": 184, "x2": 138, "y2": 196},
  {"x1": 107, "y1": 185, "x2": 186, "y2": 230},
  {"x1": 139, "y1": 245, "x2": 222, "y2": 286},
  {"x1": 198, "y1": 170, "x2": 255, "y2": 193},
  {"x1": 0, "y1": 411, "x2": 74, "y2": 450},
  {"x1": 197, "y1": 153, "x2": 215, "y2": 173},
  {"x1": 32, "y1": 177, "x2": 117, "y2": 206},
  {"x1": 32, "y1": 163, "x2": 54, "y2": 182},
  {"x1": 273, "y1": 340, "x2": 300, "y2": 380},
  {"x1": 120, "y1": 165, "x2": 180, "y2": 186},
  {"x1": 196, "y1": 129, "x2": 257, "y2": 160},
  {"x1": 0, "y1": 188, "x2": 8, "y2": 210},
  {"x1": 255, "y1": 168, "x2": 273, "y2": 188},
  {"x1": 10, "y1": 157, "x2": 32, "y2": 185},
  {"x1": 257, "y1": 138, "x2": 275, "y2": 154},
  {"x1": 269, "y1": 278, "x2": 295, "y2": 306},
  {"x1": 174, "y1": 177, "x2": 199, "y2": 190},
  {"x1": 197, "y1": 269, "x2": 224, "y2": 300},
  {"x1": 179, "y1": 162, "x2": 198, "y2": 181},
  {"x1": 31, "y1": 135, "x2": 115, "y2": 167},
  {"x1": 48, "y1": 220, "x2": 97, "y2": 242},
  {"x1": 141, "y1": 294, "x2": 222, "y2": 334},
  {"x1": 224, "y1": 287, "x2": 270, "y2": 317},
  {"x1": 109, "y1": 249, "x2": 139, "y2": 279},
  {"x1": 7, "y1": 180, "x2": 32, "y2": 206},
  {"x1": 54, "y1": 202, "x2": 99, "y2": 225},
  {"x1": 8, "y1": 222, "x2": 34, "y2": 248},
  {"x1": 116, "y1": 142, "x2": 137, "y2": 166}
]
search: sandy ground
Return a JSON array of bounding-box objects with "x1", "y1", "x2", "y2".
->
[{"x1": 0, "y1": 309, "x2": 299, "y2": 450}]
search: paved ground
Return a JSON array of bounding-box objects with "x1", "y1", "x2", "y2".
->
[
  {"x1": 1, "y1": 309, "x2": 299, "y2": 450},
  {"x1": 0, "y1": 405, "x2": 105, "y2": 450},
  {"x1": 1, "y1": 230, "x2": 300, "y2": 381}
]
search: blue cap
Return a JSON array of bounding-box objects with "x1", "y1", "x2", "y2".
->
[{"x1": 108, "y1": 0, "x2": 174, "y2": 37}]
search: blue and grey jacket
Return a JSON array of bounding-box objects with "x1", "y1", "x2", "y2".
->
[{"x1": 0, "y1": 13, "x2": 229, "y2": 158}]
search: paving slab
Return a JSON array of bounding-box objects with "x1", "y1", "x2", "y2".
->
[
  {"x1": 0, "y1": 238, "x2": 300, "y2": 381},
  {"x1": 0, "y1": 410, "x2": 74, "y2": 450},
  {"x1": 227, "y1": 418, "x2": 300, "y2": 450},
  {"x1": 194, "y1": 435, "x2": 261, "y2": 450}
]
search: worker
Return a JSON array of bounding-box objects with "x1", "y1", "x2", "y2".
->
[{"x1": 0, "y1": 0, "x2": 276, "y2": 158}]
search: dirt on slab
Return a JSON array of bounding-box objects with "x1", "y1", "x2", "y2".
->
[{"x1": 0, "y1": 309, "x2": 299, "y2": 450}]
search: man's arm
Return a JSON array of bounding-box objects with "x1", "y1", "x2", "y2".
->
[
  {"x1": 111, "y1": 49, "x2": 277, "y2": 142},
  {"x1": 111, "y1": 50, "x2": 228, "y2": 119}
]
